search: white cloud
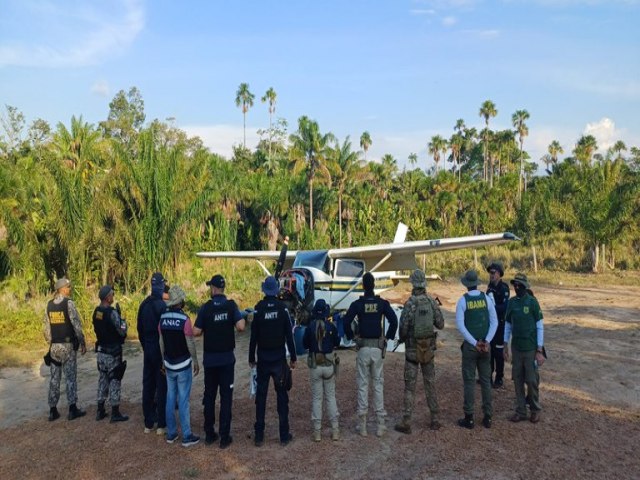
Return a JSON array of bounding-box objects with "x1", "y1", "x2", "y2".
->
[
  {"x1": 0, "y1": 0, "x2": 144, "y2": 68},
  {"x1": 90, "y1": 79, "x2": 110, "y2": 97},
  {"x1": 583, "y1": 117, "x2": 619, "y2": 151},
  {"x1": 442, "y1": 16, "x2": 458, "y2": 26},
  {"x1": 182, "y1": 124, "x2": 261, "y2": 159},
  {"x1": 410, "y1": 8, "x2": 436, "y2": 15}
]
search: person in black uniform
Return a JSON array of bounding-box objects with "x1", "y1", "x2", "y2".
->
[
  {"x1": 136, "y1": 272, "x2": 168, "y2": 435},
  {"x1": 486, "y1": 262, "x2": 510, "y2": 388},
  {"x1": 343, "y1": 272, "x2": 398, "y2": 438},
  {"x1": 249, "y1": 276, "x2": 297, "y2": 447},
  {"x1": 193, "y1": 274, "x2": 246, "y2": 449},
  {"x1": 93, "y1": 285, "x2": 128, "y2": 422}
]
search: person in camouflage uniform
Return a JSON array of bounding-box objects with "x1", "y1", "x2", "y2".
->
[
  {"x1": 93, "y1": 285, "x2": 129, "y2": 423},
  {"x1": 394, "y1": 269, "x2": 445, "y2": 433},
  {"x1": 43, "y1": 277, "x2": 87, "y2": 421}
]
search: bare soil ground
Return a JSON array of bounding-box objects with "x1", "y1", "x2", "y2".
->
[{"x1": 1, "y1": 280, "x2": 639, "y2": 480}]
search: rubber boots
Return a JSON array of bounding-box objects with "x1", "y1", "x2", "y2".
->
[
  {"x1": 110, "y1": 405, "x2": 129, "y2": 423},
  {"x1": 394, "y1": 416, "x2": 412, "y2": 434},
  {"x1": 96, "y1": 401, "x2": 108, "y2": 421}
]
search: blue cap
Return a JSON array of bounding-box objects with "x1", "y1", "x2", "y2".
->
[
  {"x1": 261, "y1": 276, "x2": 279, "y2": 296},
  {"x1": 312, "y1": 299, "x2": 330, "y2": 318}
]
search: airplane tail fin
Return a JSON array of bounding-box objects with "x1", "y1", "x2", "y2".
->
[{"x1": 393, "y1": 223, "x2": 409, "y2": 244}]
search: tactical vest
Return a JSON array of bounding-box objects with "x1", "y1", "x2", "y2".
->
[
  {"x1": 255, "y1": 298, "x2": 288, "y2": 350},
  {"x1": 47, "y1": 298, "x2": 76, "y2": 344},
  {"x1": 463, "y1": 292, "x2": 490, "y2": 340},
  {"x1": 93, "y1": 306, "x2": 122, "y2": 347},
  {"x1": 159, "y1": 309, "x2": 190, "y2": 366},
  {"x1": 202, "y1": 299, "x2": 237, "y2": 353},
  {"x1": 413, "y1": 295, "x2": 435, "y2": 339},
  {"x1": 357, "y1": 296, "x2": 385, "y2": 339},
  {"x1": 509, "y1": 295, "x2": 538, "y2": 352}
]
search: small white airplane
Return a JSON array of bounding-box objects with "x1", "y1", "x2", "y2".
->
[{"x1": 196, "y1": 223, "x2": 519, "y2": 330}]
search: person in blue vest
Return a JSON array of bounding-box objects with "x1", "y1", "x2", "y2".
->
[
  {"x1": 249, "y1": 276, "x2": 297, "y2": 447},
  {"x1": 455, "y1": 269, "x2": 498, "y2": 429},
  {"x1": 136, "y1": 272, "x2": 168, "y2": 435},
  {"x1": 303, "y1": 299, "x2": 341, "y2": 442},
  {"x1": 193, "y1": 274, "x2": 245, "y2": 449},
  {"x1": 93, "y1": 285, "x2": 128, "y2": 423},
  {"x1": 43, "y1": 277, "x2": 87, "y2": 421},
  {"x1": 503, "y1": 272, "x2": 545, "y2": 423},
  {"x1": 343, "y1": 272, "x2": 398, "y2": 438},
  {"x1": 159, "y1": 285, "x2": 200, "y2": 447},
  {"x1": 486, "y1": 261, "x2": 510, "y2": 388}
]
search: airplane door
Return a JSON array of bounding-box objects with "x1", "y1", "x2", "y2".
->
[{"x1": 331, "y1": 259, "x2": 365, "y2": 310}]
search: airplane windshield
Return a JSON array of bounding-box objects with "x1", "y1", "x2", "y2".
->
[{"x1": 293, "y1": 250, "x2": 330, "y2": 273}]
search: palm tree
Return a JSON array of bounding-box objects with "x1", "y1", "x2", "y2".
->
[
  {"x1": 454, "y1": 118, "x2": 466, "y2": 135},
  {"x1": 261, "y1": 87, "x2": 277, "y2": 162},
  {"x1": 289, "y1": 116, "x2": 335, "y2": 230},
  {"x1": 512, "y1": 109, "x2": 530, "y2": 199},
  {"x1": 573, "y1": 135, "x2": 598, "y2": 166},
  {"x1": 479, "y1": 100, "x2": 497, "y2": 181},
  {"x1": 408, "y1": 152, "x2": 418, "y2": 168},
  {"x1": 53, "y1": 115, "x2": 101, "y2": 171},
  {"x1": 610, "y1": 140, "x2": 627, "y2": 160},
  {"x1": 329, "y1": 137, "x2": 368, "y2": 247},
  {"x1": 548, "y1": 140, "x2": 563, "y2": 165},
  {"x1": 449, "y1": 134, "x2": 463, "y2": 181},
  {"x1": 428, "y1": 135, "x2": 446, "y2": 174},
  {"x1": 360, "y1": 131, "x2": 372, "y2": 161},
  {"x1": 235, "y1": 83, "x2": 255, "y2": 148}
]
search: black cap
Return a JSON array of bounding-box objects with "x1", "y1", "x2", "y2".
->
[
  {"x1": 206, "y1": 274, "x2": 225, "y2": 289},
  {"x1": 151, "y1": 272, "x2": 166, "y2": 285},
  {"x1": 98, "y1": 285, "x2": 114, "y2": 301}
]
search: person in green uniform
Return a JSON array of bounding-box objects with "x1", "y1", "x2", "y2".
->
[{"x1": 504, "y1": 272, "x2": 545, "y2": 423}]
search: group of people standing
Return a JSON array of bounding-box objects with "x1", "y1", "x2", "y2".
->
[{"x1": 42, "y1": 261, "x2": 545, "y2": 447}]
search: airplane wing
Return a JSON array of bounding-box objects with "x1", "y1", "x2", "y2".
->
[
  {"x1": 195, "y1": 249, "x2": 298, "y2": 273},
  {"x1": 327, "y1": 232, "x2": 520, "y2": 271}
]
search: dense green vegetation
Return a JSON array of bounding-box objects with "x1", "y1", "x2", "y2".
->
[{"x1": 1, "y1": 85, "x2": 639, "y2": 363}]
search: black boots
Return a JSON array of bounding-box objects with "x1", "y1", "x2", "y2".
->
[
  {"x1": 48, "y1": 407, "x2": 60, "y2": 421},
  {"x1": 110, "y1": 405, "x2": 129, "y2": 423},
  {"x1": 482, "y1": 415, "x2": 492, "y2": 428},
  {"x1": 96, "y1": 402, "x2": 108, "y2": 421},
  {"x1": 68, "y1": 404, "x2": 86, "y2": 420},
  {"x1": 457, "y1": 414, "x2": 475, "y2": 429}
]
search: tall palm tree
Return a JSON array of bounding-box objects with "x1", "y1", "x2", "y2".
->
[
  {"x1": 261, "y1": 87, "x2": 277, "y2": 162},
  {"x1": 548, "y1": 140, "x2": 563, "y2": 165},
  {"x1": 479, "y1": 100, "x2": 497, "y2": 181},
  {"x1": 289, "y1": 116, "x2": 335, "y2": 230},
  {"x1": 329, "y1": 137, "x2": 368, "y2": 247},
  {"x1": 512, "y1": 109, "x2": 530, "y2": 199},
  {"x1": 454, "y1": 118, "x2": 466, "y2": 135},
  {"x1": 611, "y1": 140, "x2": 627, "y2": 160},
  {"x1": 235, "y1": 83, "x2": 255, "y2": 148},
  {"x1": 428, "y1": 135, "x2": 446, "y2": 174},
  {"x1": 360, "y1": 131, "x2": 372, "y2": 161},
  {"x1": 449, "y1": 134, "x2": 463, "y2": 181},
  {"x1": 408, "y1": 152, "x2": 418, "y2": 168},
  {"x1": 573, "y1": 135, "x2": 598, "y2": 166}
]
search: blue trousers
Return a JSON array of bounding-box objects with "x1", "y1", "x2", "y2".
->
[
  {"x1": 254, "y1": 359, "x2": 290, "y2": 441},
  {"x1": 166, "y1": 366, "x2": 193, "y2": 439},
  {"x1": 142, "y1": 346, "x2": 167, "y2": 429},
  {"x1": 204, "y1": 362, "x2": 235, "y2": 438}
]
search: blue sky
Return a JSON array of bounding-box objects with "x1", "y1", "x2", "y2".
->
[{"x1": 1, "y1": 0, "x2": 639, "y2": 170}]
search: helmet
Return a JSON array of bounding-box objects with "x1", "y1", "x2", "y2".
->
[{"x1": 409, "y1": 269, "x2": 427, "y2": 288}]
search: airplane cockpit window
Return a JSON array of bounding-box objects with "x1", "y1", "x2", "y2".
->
[
  {"x1": 335, "y1": 259, "x2": 364, "y2": 278},
  {"x1": 292, "y1": 250, "x2": 330, "y2": 274}
]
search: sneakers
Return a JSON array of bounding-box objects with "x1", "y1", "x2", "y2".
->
[
  {"x1": 166, "y1": 433, "x2": 179, "y2": 444},
  {"x1": 482, "y1": 415, "x2": 492, "y2": 429},
  {"x1": 280, "y1": 433, "x2": 293, "y2": 446},
  {"x1": 205, "y1": 432, "x2": 219, "y2": 445},
  {"x1": 530, "y1": 411, "x2": 541, "y2": 423},
  {"x1": 48, "y1": 407, "x2": 60, "y2": 422},
  {"x1": 156, "y1": 427, "x2": 166, "y2": 436},
  {"x1": 220, "y1": 436, "x2": 233, "y2": 449},
  {"x1": 509, "y1": 413, "x2": 528, "y2": 423},
  {"x1": 68, "y1": 404, "x2": 86, "y2": 421},
  {"x1": 144, "y1": 427, "x2": 154, "y2": 434},
  {"x1": 457, "y1": 414, "x2": 475, "y2": 429},
  {"x1": 182, "y1": 434, "x2": 200, "y2": 447}
]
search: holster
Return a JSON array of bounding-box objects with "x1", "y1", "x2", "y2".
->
[
  {"x1": 278, "y1": 360, "x2": 292, "y2": 391},
  {"x1": 333, "y1": 353, "x2": 340, "y2": 377},
  {"x1": 44, "y1": 349, "x2": 61, "y2": 367},
  {"x1": 379, "y1": 337, "x2": 387, "y2": 359},
  {"x1": 108, "y1": 360, "x2": 127, "y2": 381}
]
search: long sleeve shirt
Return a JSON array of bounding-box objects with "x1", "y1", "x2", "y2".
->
[{"x1": 455, "y1": 289, "x2": 498, "y2": 346}]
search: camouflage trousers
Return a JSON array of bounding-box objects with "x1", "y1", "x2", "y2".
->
[
  {"x1": 48, "y1": 346, "x2": 78, "y2": 408},
  {"x1": 402, "y1": 359, "x2": 439, "y2": 420},
  {"x1": 97, "y1": 352, "x2": 122, "y2": 406}
]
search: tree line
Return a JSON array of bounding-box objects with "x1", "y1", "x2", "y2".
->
[{"x1": 1, "y1": 85, "x2": 638, "y2": 295}]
